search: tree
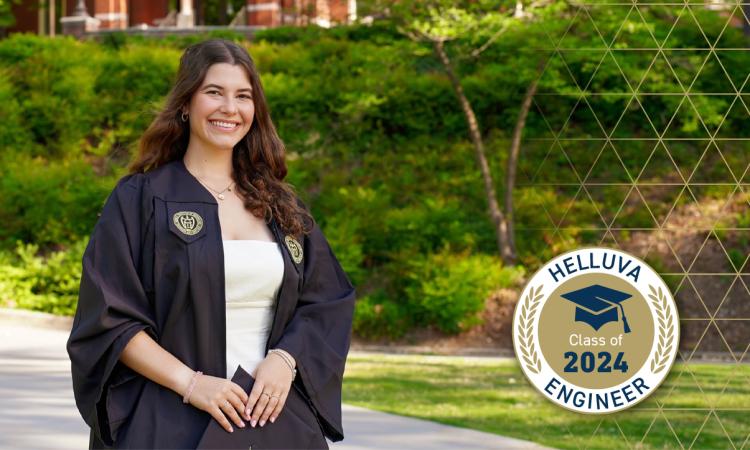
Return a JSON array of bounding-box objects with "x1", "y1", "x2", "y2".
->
[
  {"x1": 0, "y1": 0, "x2": 21, "y2": 32},
  {"x1": 378, "y1": 0, "x2": 556, "y2": 265}
]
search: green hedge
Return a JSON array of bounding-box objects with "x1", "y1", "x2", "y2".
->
[
  {"x1": 0, "y1": 154, "x2": 117, "y2": 249},
  {"x1": 1, "y1": 6, "x2": 747, "y2": 335},
  {"x1": 353, "y1": 249, "x2": 524, "y2": 338},
  {"x1": 0, "y1": 239, "x2": 86, "y2": 316}
]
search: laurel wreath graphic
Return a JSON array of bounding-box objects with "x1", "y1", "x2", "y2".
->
[
  {"x1": 517, "y1": 285, "x2": 544, "y2": 374},
  {"x1": 648, "y1": 285, "x2": 675, "y2": 374}
]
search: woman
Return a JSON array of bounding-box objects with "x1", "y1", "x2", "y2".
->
[{"x1": 66, "y1": 39, "x2": 356, "y2": 449}]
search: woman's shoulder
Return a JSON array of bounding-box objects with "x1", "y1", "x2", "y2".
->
[
  {"x1": 113, "y1": 159, "x2": 182, "y2": 190},
  {"x1": 115, "y1": 171, "x2": 148, "y2": 191},
  {"x1": 292, "y1": 195, "x2": 322, "y2": 239},
  {"x1": 109, "y1": 172, "x2": 152, "y2": 203},
  {"x1": 100, "y1": 171, "x2": 155, "y2": 222},
  {"x1": 111, "y1": 158, "x2": 185, "y2": 201},
  {"x1": 293, "y1": 195, "x2": 312, "y2": 217}
]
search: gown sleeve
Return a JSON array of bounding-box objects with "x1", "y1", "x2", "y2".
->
[
  {"x1": 275, "y1": 207, "x2": 356, "y2": 442},
  {"x1": 66, "y1": 173, "x2": 158, "y2": 447}
]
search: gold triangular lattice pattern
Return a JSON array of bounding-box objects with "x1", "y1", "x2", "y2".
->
[{"x1": 517, "y1": 1, "x2": 749, "y2": 448}]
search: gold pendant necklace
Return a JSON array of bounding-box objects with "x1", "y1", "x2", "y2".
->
[
  {"x1": 198, "y1": 178, "x2": 234, "y2": 200},
  {"x1": 185, "y1": 162, "x2": 234, "y2": 201}
]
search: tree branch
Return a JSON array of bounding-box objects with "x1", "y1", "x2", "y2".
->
[{"x1": 504, "y1": 58, "x2": 547, "y2": 256}]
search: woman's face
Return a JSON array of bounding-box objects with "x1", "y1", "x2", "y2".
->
[{"x1": 185, "y1": 63, "x2": 255, "y2": 152}]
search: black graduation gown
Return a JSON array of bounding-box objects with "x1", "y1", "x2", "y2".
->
[{"x1": 66, "y1": 158, "x2": 356, "y2": 449}]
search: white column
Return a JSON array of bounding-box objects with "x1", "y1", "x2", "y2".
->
[
  {"x1": 177, "y1": 0, "x2": 195, "y2": 28},
  {"x1": 315, "y1": 0, "x2": 330, "y2": 28},
  {"x1": 348, "y1": 0, "x2": 356, "y2": 23}
]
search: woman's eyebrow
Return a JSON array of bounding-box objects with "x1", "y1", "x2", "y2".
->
[{"x1": 202, "y1": 83, "x2": 253, "y2": 93}]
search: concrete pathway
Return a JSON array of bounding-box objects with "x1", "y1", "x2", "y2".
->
[
  {"x1": 336, "y1": 403, "x2": 552, "y2": 449},
  {"x1": 0, "y1": 311, "x2": 553, "y2": 449}
]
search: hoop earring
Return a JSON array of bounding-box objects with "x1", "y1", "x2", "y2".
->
[{"x1": 181, "y1": 112, "x2": 189, "y2": 122}]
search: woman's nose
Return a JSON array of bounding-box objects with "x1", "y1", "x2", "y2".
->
[{"x1": 220, "y1": 97, "x2": 239, "y2": 114}]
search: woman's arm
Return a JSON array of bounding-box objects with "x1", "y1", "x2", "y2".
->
[
  {"x1": 267, "y1": 209, "x2": 356, "y2": 441},
  {"x1": 120, "y1": 330, "x2": 250, "y2": 433},
  {"x1": 243, "y1": 349, "x2": 297, "y2": 427},
  {"x1": 119, "y1": 330, "x2": 194, "y2": 397},
  {"x1": 68, "y1": 174, "x2": 158, "y2": 446}
]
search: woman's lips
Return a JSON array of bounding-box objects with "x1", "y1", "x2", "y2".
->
[{"x1": 208, "y1": 120, "x2": 240, "y2": 131}]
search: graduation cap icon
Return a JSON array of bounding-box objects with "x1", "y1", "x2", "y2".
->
[{"x1": 561, "y1": 284, "x2": 632, "y2": 333}]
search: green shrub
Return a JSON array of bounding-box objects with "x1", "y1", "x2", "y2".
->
[
  {"x1": 0, "y1": 154, "x2": 117, "y2": 249},
  {"x1": 92, "y1": 45, "x2": 181, "y2": 149},
  {"x1": 0, "y1": 33, "x2": 53, "y2": 64},
  {"x1": 0, "y1": 239, "x2": 86, "y2": 316},
  {"x1": 316, "y1": 212, "x2": 366, "y2": 286},
  {"x1": 0, "y1": 34, "x2": 103, "y2": 158},
  {"x1": 0, "y1": 68, "x2": 31, "y2": 153},
  {"x1": 254, "y1": 25, "x2": 327, "y2": 45},
  {"x1": 96, "y1": 29, "x2": 247, "y2": 50},
  {"x1": 737, "y1": 210, "x2": 750, "y2": 230},
  {"x1": 254, "y1": 21, "x2": 401, "y2": 45},
  {"x1": 352, "y1": 290, "x2": 412, "y2": 340},
  {"x1": 403, "y1": 248, "x2": 525, "y2": 334}
]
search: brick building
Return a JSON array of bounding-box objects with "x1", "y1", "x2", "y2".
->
[{"x1": 7, "y1": 0, "x2": 356, "y2": 36}]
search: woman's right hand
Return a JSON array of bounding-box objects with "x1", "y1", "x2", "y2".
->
[{"x1": 186, "y1": 374, "x2": 249, "y2": 433}]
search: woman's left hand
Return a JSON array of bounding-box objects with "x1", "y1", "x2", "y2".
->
[{"x1": 244, "y1": 352, "x2": 295, "y2": 426}]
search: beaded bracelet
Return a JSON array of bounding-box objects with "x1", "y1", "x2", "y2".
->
[
  {"x1": 182, "y1": 370, "x2": 203, "y2": 404},
  {"x1": 268, "y1": 349, "x2": 297, "y2": 379}
]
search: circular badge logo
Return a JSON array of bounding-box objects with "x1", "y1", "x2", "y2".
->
[
  {"x1": 512, "y1": 247, "x2": 679, "y2": 413},
  {"x1": 173, "y1": 211, "x2": 204, "y2": 236},
  {"x1": 284, "y1": 235, "x2": 303, "y2": 264}
]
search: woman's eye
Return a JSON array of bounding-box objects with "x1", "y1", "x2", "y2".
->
[
  {"x1": 207, "y1": 90, "x2": 220, "y2": 95},
  {"x1": 239, "y1": 95, "x2": 252, "y2": 100}
]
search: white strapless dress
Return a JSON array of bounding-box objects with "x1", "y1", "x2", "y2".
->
[{"x1": 223, "y1": 239, "x2": 284, "y2": 378}]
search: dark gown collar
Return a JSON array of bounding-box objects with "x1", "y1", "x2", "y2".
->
[
  {"x1": 148, "y1": 157, "x2": 284, "y2": 234},
  {"x1": 148, "y1": 158, "x2": 220, "y2": 205}
]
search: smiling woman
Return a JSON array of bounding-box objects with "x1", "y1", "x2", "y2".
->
[
  {"x1": 66, "y1": 39, "x2": 355, "y2": 450},
  {"x1": 128, "y1": 39, "x2": 309, "y2": 237},
  {"x1": 186, "y1": 66, "x2": 255, "y2": 148}
]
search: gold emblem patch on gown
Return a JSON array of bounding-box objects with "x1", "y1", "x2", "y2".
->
[
  {"x1": 284, "y1": 235, "x2": 303, "y2": 264},
  {"x1": 173, "y1": 211, "x2": 204, "y2": 236}
]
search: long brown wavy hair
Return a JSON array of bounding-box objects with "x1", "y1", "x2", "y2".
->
[{"x1": 129, "y1": 39, "x2": 312, "y2": 237}]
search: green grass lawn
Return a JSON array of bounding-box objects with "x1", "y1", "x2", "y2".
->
[{"x1": 342, "y1": 353, "x2": 750, "y2": 450}]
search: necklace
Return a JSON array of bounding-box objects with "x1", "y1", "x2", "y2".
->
[
  {"x1": 185, "y1": 162, "x2": 234, "y2": 201},
  {"x1": 197, "y1": 177, "x2": 234, "y2": 200}
]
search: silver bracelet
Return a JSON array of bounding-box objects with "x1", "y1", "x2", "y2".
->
[
  {"x1": 269, "y1": 349, "x2": 295, "y2": 371},
  {"x1": 270, "y1": 348, "x2": 295, "y2": 368},
  {"x1": 268, "y1": 348, "x2": 297, "y2": 379}
]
